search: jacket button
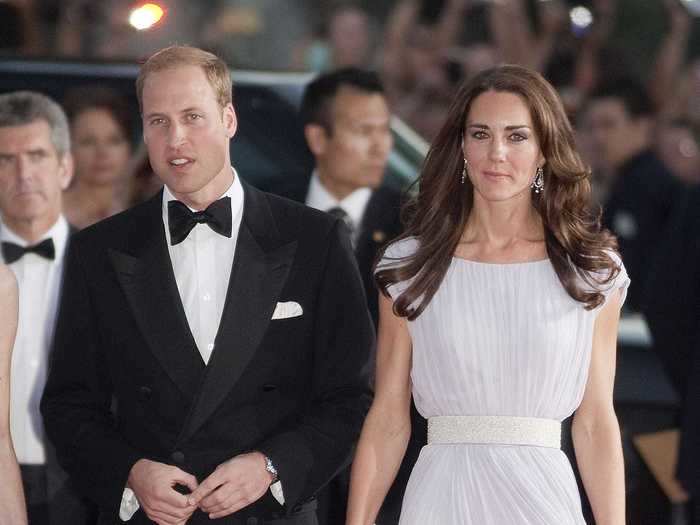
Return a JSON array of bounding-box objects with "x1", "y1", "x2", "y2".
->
[
  {"x1": 262, "y1": 384, "x2": 278, "y2": 392},
  {"x1": 171, "y1": 451, "x2": 185, "y2": 465},
  {"x1": 138, "y1": 386, "x2": 152, "y2": 401}
]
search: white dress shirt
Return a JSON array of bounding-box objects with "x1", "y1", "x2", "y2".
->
[
  {"x1": 162, "y1": 174, "x2": 244, "y2": 364},
  {"x1": 305, "y1": 171, "x2": 371, "y2": 244},
  {"x1": 121, "y1": 170, "x2": 283, "y2": 521},
  {"x1": 1, "y1": 215, "x2": 69, "y2": 465}
]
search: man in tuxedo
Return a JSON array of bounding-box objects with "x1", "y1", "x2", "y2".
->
[
  {"x1": 0, "y1": 91, "x2": 95, "y2": 524},
  {"x1": 41, "y1": 46, "x2": 374, "y2": 525},
  {"x1": 283, "y1": 68, "x2": 420, "y2": 525},
  {"x1": 643, "y1": 185, "x2": 700, "y2": 522}
]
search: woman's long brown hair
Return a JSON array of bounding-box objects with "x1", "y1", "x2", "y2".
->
[{"x1": 377, "y1": 65, "x2": 620, "y2": 320}]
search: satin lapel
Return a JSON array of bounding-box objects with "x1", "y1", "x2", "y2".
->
[
  {"x1": 109, "y1": 193, "x2": 205, "y2": 400},
  {"x1": 181, "y1": 185, "x2": 297, "y2": 440}
]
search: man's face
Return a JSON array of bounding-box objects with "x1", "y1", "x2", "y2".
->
[
  {"x1": 586, "y1": 97, "x2": 645, "y2": 169},
  {"x1": 309, "y1": 87, "x2": 393, "y2": 197},
  {"x1": 142, "y1": 65, "x2": 236, "y2": 205},
  {"x1": 0, "y1": 120, "x2": 71, "y2": 227}
]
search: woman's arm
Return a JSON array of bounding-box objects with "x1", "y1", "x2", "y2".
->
[
  {"x1": 572, "y1": 290, "x2": 625, "y2": 525},
  {"x1": 346, "y1": 293, "x2": 413, "y2": 525},
  {"x1": 0, "y1": 266, "x2": 28, "y2": 525}
]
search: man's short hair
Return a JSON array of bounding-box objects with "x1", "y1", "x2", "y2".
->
[
  {"x1": 136, "y1": 45, "x2": 233, "y2": 113},
  {"x1": 0, "y1": 91, "x2": 71, "y2": 156},
  {"x1": 300, "y1": 67, "x2": 385, "y2": 132},
  {"x1": 589, "y1": 77, "x2": 655, "y2": 119}
]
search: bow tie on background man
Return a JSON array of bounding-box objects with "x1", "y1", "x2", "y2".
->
[
  {"x1": 167, "y1": 197, "x2": 233, "y2": 246},
  {"x1": 1, "y1": 238, "x2": 55, "y2": 263}
]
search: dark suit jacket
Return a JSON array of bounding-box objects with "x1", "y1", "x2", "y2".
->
[
  {"x1": 41, "y1": 183, "x2": 375, "y2": 524},
  {"x1": 602, "y1": 149, "x2": 681, "y2": 311},
  {"x1": 274, "y1": 177, "x2": 425, "y2": 525},
  {"x1": 643, "y1": 185, "x2": 700, "y2": 499},
  {"x1": 352, "y1": 186, "x2": 403, "y2": 326}
]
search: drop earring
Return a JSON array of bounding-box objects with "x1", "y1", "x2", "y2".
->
[
  {"x1": 531, "y1": 166, "x2": 544, "y2": 193},
  {"x1": 461, "y1": 158, "x2": 468, "y2": 184}
]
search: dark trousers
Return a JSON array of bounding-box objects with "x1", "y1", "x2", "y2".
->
[
  {"x1": 21, "y1": 464, "x2": 49, "y2": 525},
  {"x1": 125, "y1": 499, "x2": 318, "y2": 525},
  {"x1": 20, "y1": 463, "x2": 98, "y2": 525}
]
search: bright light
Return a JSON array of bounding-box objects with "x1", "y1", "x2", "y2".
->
[
  {"x1": 129, "y1": 3, "x2": 165, "y2": 31},
  {"x1": 570, "y1": 6, "x2": 593, "y2": 30}
]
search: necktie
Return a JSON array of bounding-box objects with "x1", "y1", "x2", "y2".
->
[
  {"x1": 327, "y1": 206, "x2": 356, "y2": 245},
  {"x1": 167, "y1": 197, "x2": 232, "y2": 246},
  {"x1": 2, "y1": 238, "x2": 55, "y2": 263}
]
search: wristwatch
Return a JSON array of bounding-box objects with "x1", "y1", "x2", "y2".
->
[{"x1": 263, "y1": 455, "x2": 279, "y2": 483}]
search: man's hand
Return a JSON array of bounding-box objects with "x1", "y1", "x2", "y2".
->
[
  {"x1": 127, "y1": 459, "x2": 198, "y2": 525},
  {"x1": 187, "y1": 452, "x2": 274, "y2": 519}
]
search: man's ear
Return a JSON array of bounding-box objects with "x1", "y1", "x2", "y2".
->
[
  {"x1": 223, "y1": 104, "x2": 237, "y2": 138},
  {"x1": 304, "y1": 124, "x2": 328, "y2": 157},
  {"x1": 58, "y1": 152, "x2": 74, "y2": 191}
]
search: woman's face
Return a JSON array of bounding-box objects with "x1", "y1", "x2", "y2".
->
[
  {"x1": 71, "y1": 108, "x2": 131, "y2": 186},
  {"x1": 462, "y1": 90, "x2": 545, "y2": 203}
]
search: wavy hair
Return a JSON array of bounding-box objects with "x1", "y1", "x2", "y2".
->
[{"x1": 377, "y1": 65, "x2": 620, "y2": 320}]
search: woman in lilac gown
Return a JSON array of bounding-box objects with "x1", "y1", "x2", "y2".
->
[{"x1": 347, "y1": 65, "x2": 627, "y2": 525}]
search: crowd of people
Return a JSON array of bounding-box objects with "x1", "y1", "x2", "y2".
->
[{"x1": 0, "y1": 1, "x2": 698, "y2": 524}]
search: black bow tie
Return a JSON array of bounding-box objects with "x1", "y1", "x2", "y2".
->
[
  {"x1": 167, "y1": 197, "x2": 232, "y2": 246},
  {"x1": 2, "y1": 238, "x2": 55, "y2": 263}
]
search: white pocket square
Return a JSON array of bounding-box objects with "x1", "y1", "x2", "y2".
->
[{"x1": 271, "y1": 301, "x2": 303, "y2": 320}]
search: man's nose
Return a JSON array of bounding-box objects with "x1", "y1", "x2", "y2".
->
[
  {"x1": 167, "y1": 122, "x2": 187, "y2": 147},
  {"x1": 16, "y1": 156, "x2": 33, "y2": 181}
]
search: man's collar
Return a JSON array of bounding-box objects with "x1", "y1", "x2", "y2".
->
[
  {"x1": 305, "y1": 171, "x2": 372, "y2": 227},
  {"x1": 162, "y1": 167, "x2": 244, "y2": 243},
  {"x1": 0, "y1": 214, "x2": 69, "y2": 260}
]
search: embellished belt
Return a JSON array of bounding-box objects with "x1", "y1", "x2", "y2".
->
[{"x1": 427, "y1": 415, "x2": 561, "y2": 449}]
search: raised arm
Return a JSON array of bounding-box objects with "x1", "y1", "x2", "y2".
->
[
  {"x1": 346, "y1": 292, "x2": 413, "y2": 525},
  {"x1": 648, "y1": 0, "x2": 692, "y2": 114},
  {"x1": 0, "y1": 266, "x2": 27, "y2": 525},
  {"x1": 573, "y1": 0, "x2": 617, "y2": 94},
  {"x1": 489, "y1": 0, "x2": 536, "y2": 67},
  {"x1": 572, "y1": 290, "x2": 626, "y2": 525}
]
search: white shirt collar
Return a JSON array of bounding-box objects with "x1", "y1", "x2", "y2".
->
[
  {"x1": 161, "y1": 167, "x2": 244, "y2": 245},
  {"x1": 305, "y1": 171, "x2": 372, "y2": 229},
  {"x1": 0, "y1": 214, "x2": 70, "y2": 263}
]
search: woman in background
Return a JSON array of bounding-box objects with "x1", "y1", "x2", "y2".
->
[
  {"x1": 347, "y1": 65, "x2": 627, "y2": 524},
  {"x1": 0, "y1": 265, "x2": 27, "y2": 525},
  {"x1": 63, "y1": 86, "x2": 134, "y2": 229}
]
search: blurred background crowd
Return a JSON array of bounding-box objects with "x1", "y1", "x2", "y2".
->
[
  {"x1": 1, "y1": 0, "x2": 700, "y2": 523},
  {"x1": 2, "y1": 0, "x2": 700, "y2": 196}
]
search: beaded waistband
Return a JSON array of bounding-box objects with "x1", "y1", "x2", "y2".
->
[{"x1": 427, "y1": 415, "x2": 561, "y2": 449}]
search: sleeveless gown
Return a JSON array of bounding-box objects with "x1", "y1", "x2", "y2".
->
[{"x1": 378, "y1": 238, "x2": 630, "y2": 525}]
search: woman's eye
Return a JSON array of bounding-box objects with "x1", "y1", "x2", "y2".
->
[{"x1": 510, "y1": 133, "x2": 527, "y2": 142}]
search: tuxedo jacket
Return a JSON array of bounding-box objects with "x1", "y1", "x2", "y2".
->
[
  {"x1": 41, "y1": 182, "x2": 375, "y2": 525},
  {"x1": 274, "y1": 178, "x2": 427, "y2": 525},
  {"x1": 273, "y1": 179, "x2": 403, "y2": 326},
  {"x1": 643, "y1": 185, "x2": 700, "y2": 498}
]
